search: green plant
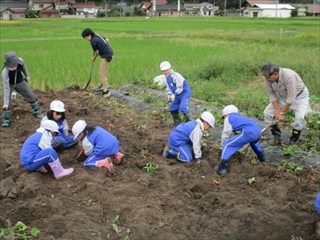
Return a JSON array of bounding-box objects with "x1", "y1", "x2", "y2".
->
[
  {"x1": 280, "y1": 160, "x2": 304, "y2": 173},
  {"x1": 248, "y1": 177, "x2": 256, "y2": 184},
  {"x1": 0, "y1": 221, "x2": 40, "y2": 240},
  {"x1": 282, "y1": 145, "x2": 297, "y2": 156},
  {"x1": 144, "y1": 162, "x2": 158, "y2": 174}
]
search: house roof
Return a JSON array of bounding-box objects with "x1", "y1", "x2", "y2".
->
[
  {"x1": 253, "y1": 4, "x2": 295, "y2": 10},
  {"x1": 11, "y1": 8, "x2": 26, "y2": 13},
  {"x1": 39, "y1": 9, "x2": 59, "y2": 13},
  {"x1": 141, "y1": 1, "x2": 152, "y2": 9},
  {"x1": 0, "y1": 1, "x2": 28, "y2": 12},
  {"x1": 307, "y1": 3, "x2": 320, "y2": 13},
  {"x1": 155, "y1": 3, "x2": 186, "y2": 11},
  {"x1": 242, "y1": 0, "x2": 277, "y2": 7},
  {"x1": 32, "y1": 0, "x2": 56, "y2": 3},
  {"x1": 71, "y1": 2, "x2": 96, "y2": 8},
  {"x1": 156, "y1": 0, "x2": 167, "y2": 5}
]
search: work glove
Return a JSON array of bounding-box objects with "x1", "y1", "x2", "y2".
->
[
  {"x1": 3, "y1": 106, "x2": 9, "y2": 111},
  {"x1": 24, "y1": 77, "x2": 30, "y2": 82}
]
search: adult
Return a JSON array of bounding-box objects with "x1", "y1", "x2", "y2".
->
[
  {"x1": 82, "y1": 28, "x2": 114, "y2": 98},
  {"x1": 1, "y1": 51, "x2": 44, "y2": 127},
  {"x1": 160, "y1": 61, "x2": 192, "y2": 126},
  {"x1": 260, "y1": 62, "x2": 312, "y2": 145}
]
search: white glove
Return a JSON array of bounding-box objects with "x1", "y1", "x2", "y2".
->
[{"x1": 3, "y1": 105, "x2": 9, "y2": 111}]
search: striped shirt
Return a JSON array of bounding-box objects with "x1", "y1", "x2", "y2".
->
[{"x1": 264, "y1": 68, "x2": 305, "y2": 104}]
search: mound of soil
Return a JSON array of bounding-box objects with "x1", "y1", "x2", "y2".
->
[{"x1": 0, "y1": 86, "x2": 319, "y2": 240}]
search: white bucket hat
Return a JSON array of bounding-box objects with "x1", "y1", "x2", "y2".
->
[
  {"x1": 72, "y1": 120, "x2": 87, "y2": 139},
  {"x1": 50, "y1": 100, "x2": 65, "y2": 112},
  {"x1": 200, "y1": 111, "x2": 215, "y2": 129},
  {"x1": 222, "y1": 105, "x2": 239, "y2": 118},
  {"x1": 4, "y1": 51, "x2": 23, "y2": 69},
  {"x1": 41, "y1": 120, "x2": 59, "y2": 133},
  {"x1": 160, "y1": 61, "x2": 171, "y2": 71}
]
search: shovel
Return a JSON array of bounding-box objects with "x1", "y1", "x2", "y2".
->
[{"x1": 84, "y1": 60, "x2": 94, "y2": 91}]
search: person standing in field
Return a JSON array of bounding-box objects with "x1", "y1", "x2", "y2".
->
[
  {"x1": 160, "y1": 61, "x2": 192, "y2": 126},
  {"x1": 1, "y1": 51, "x2": 44, "y2": 127},
  {"x1": 72, "y1": 120, "x2": 124, "y2": 176},
  {"x1": 260, "y1": 62, "x2": 312, "y2": 145},
  {"x1": 42, "y1": 100, "x2": 78, "y2": 151},
  {"x1": 82, "y1": 28, "x2": 114, "y2": 98},
  {"x1": 20, "y1": 120, "x2": 74, "y2": 180},
  {"x1": 162, "y1": 111, "x2": 215, "y2": 163},
  {"x1": 215, "y1": 105, "x2": 266, "y2": 175}
]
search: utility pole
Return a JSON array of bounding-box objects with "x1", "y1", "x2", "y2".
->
[
  {"x1": 224, "y1": 0, "x2": 226, "y2": 16},
  {"x1": 178, "y1": 0, "x2": 180, "y2": 16},
  {"x1": 105, "y1": 0, "x2": 107, "y2": 18},
  {"x1": 239, "y1": 0, "x2": 241, "y2": 17},
  {"x1": 152, "y1": 0, "x2": 156, "y2": 17}
]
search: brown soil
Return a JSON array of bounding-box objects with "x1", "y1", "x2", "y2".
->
[{"x1": 0, "y1": 86, "x2": 319, "y2": 240}]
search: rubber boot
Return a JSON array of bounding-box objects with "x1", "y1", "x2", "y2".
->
[
  {"x1": 171, "y1": 111, "x2": 181, "y2": 126},
  {"x1": 257, "y1": 153, "x2": 266, "y2": 164},
  {"x1": 111, "y1": 152, "x2": 124, "y2": 165},
  {"x1": 183, "y1": 113, "x2": 192, "y2": 122},
  {"x1": 2, "y1": 111, "x2": 10, "y2": 127},
  {"x1": 289, "y1": 129, "x2": 301, "y2": 145},
  {"x1": 270, "y1": 123, "x2": 281, "y2": 146},
  {"x1": 48, "y1": 159, "x2": 74, "y2": 180},
  {"x1": 36, "y1": 166, "x2": 48, "y2": 173},
  {"x1": 215, "y1": 160, "x2": 228, "y2": 175},
  {"x1": 31, "y1": 102, "x2": 44, "y2": 119},
  {"x1": 96, "y1": 157, "x2": 114, "y2": 176}
]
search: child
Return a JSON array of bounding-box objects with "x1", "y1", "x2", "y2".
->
[
  {"x1": 42, "y1": 100, "x2": 78, "y2": 151},
  {"x1": 2, "y1": 51, "x2": 44, "y2": 127},
  {"x1": 82, "y1": 28, "x2": 114, "y2": 98},
  {"x1": 163, "y1": 111, "x2": 215, "y2": 163},
  {"x1": 72, "y1": 120, "x2": 124, "y2": 175},
  {"x1": 159, "y1": 61, "x2": 192, "y2": 126},
  {"x1": 316, "y1": 192, "x2": 320, "y2": 215},
  {"x1": 20, "y1": 120, "x2": 74, "y2": 180},
  {"x1": 215, "y1": 105, "x2": 266, "y2": 175}
]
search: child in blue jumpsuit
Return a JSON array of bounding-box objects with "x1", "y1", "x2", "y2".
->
[
  {"x1": 216, "y1": 105, "x2": 266, "y2": 175},
  {"x1": 160, "y1": 61, "x2": 192, "y2": 126},
  {"x1": 42, "y1": 100, "x2": 78, "y2": 151},
  {"x1": 20, "y1": 120, "x2": 74, "y2": 180},
  {"x1": 316, "y1": 192, "x2": 320, "y2": 215},
  {"x1": 72, "y1": 120, "x2": 124, "y2": 175},
  {"x1": 163, "y1": 111, "x2": 215, "y2": 163}
]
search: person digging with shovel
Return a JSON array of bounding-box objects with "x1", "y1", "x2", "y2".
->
[
  {"x1": 82, "y1": 28, "x2": 114, "y2": 98},
  {"x1": 1, "y1": 51, "x2": 44, "y2": 127},
  {"x1": 20, "y1": 120, "x2": 74, "y2": 180},
  {"x1": 260, "y1": 62, "x2": 312, "y2": 145},
  {"x1": 215, "y1": 105, "x2": 266, "y2": 175},
  {"x1": 72, "y1": 120, "x2": 124, "y2": 176}
]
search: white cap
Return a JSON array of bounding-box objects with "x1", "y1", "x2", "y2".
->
[
  {"x1": 222, "y1": 105, "x2": 239, "y2": 118},
  {"x1": 72, "y1": 120, "x2": 87, "y2": 139},
  {"x1": 200, "y1": 111, "x2": 215, "y2": 128},
  {"x1": 50, "y1": 100, "x2": 65, "y2": 112},
  {"x1": 41, "y1": 120, "x2": 59, "y2": 133},
  {"x1": 160, "y1": 61, "x2": 171, "y2": 71}
]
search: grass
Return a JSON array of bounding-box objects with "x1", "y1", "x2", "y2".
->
[{"x1": 0, "y1": 17, "x2": 319, "y2": 118}]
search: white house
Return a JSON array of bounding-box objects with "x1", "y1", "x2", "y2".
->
[
  {"x1": 184, "y1": 2, "x2": 219, "y2": 16},
  {"x1": 243, "y1": 4, "x2": 295, "y2": 18}
]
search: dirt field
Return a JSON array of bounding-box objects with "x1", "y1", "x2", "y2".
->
[{"x1": 0, "y1": 86, "x2": 319, "y2": 240}]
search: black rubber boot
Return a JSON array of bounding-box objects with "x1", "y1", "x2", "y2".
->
[
  {"x1": 289, "y1": 129, "x2": 301, "y2": 145},
  {"x1": 171, "y1": 111, "x2": 181, "y2": 126},
  {"x1": 2, "y1": 111, "x2": 10, "y2": 127},
  {"x1": 257, "y1": 153, "x2": 266, "y2": 164},
  {"x1": 270, "y1": 123, "x2": 281, "y2": 146}
]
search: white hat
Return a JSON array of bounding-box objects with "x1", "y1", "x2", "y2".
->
[
  {"x1": 41, "y1": 120, "x2": 59, "y2": 133},
  {"x1": 201, "y1": 111, "x2": 215, "y2": 129},
  {"x1": 4, "y1": 51, "x2": 23, "y2": 69},
  {"x1": 160, "y1": 61, "x2": 171, "y2": 71},
  {"x1": 72, "y1": 120, "x2": 87, "y2": 139},
  {"x1": 222, "y1": 105, "x2": 239, "y2": 118},
  {"x1": 50, "y1": 100, "x2": 65, "y2": 112}
]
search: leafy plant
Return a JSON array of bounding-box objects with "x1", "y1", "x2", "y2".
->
[
  {"x1": 282, "y1": 145, "x2": 297, "y2": 156},
  {"x1": 144, "y1": 162, "x2": 158, "y2": 174},
  {"x1": 248, "y1": 177, "x2": 256, "y2": 184},
  {"x1": 0, "y1": 221, "x2": 40, "y2": 240},
  {"x1": 280, "y1": 160, "x2": 304, "y2": 173}
]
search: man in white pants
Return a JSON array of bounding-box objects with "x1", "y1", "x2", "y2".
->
[{"x1": 260, "y1": 62, "x2": 312, "y2": 145}]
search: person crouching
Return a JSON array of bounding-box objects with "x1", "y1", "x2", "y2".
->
[
  {"x1": 20, "y1": 120, "x2": 74, "y2": 180},
  {"x1": 72, "y1": 120, "x2": 124, "y2": 176}
]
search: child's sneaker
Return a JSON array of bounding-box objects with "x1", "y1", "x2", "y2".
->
[{"x1": 112, "y1": 152, "x2": 124, "y2": 165}]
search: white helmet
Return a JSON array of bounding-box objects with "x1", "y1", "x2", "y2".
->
[
  {"x1": 160, "y1": 61, "x2": 171, "y2": 71},
  {"x1": 222, "y1": 105, "x2": 239, "y2": 118},
  {"x1": 72, "y1": 120, "x2": 87, "y2": 139},
  {"x1": 50, "y1": 100, "x2": 65, "y2": 112},
  {"x1": 200, "y1": 111, "x2": 215, "y2": 129},
  {"x1": 41, "y1": 120, "x2": 59, "y2": 133}
]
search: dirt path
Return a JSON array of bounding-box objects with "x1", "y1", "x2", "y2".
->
[{"x1": 0, "y1": 86, "x2": 319, "y2": 240}]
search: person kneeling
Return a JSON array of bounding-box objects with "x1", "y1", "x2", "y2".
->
[{"x1": 163, "y1": 111, "x2": 215, "y2": 163}]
